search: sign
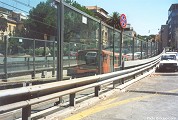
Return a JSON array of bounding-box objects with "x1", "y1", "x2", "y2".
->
[
  {"x1": 120, "y1": 14, "x2": 127, "y2": 29},
  {"x1": 82, "y1": 16, "x2": 87, "y2": 24},
  {"x1": 19, "y1": 39, "x2": 23, "y2": 43}
]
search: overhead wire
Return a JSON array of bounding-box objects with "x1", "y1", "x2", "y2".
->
[
  {"x1": 0, "y1": 0, "x2": 57, "y2": 38},
  {"x1": 11, "y1": 0, "x2": 33, "y2": 8}
]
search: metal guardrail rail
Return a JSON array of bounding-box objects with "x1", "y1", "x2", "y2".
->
[{"x1": 0, "y1": 54, "x2": 161, "y2": 120}]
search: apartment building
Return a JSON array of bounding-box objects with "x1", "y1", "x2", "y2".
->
[
  {"x1": 0, "y1": 7, "x2": 27, "y2": 39},
  {"x1": 167, "y1": 4, "x2": 178, "y2": 49}
]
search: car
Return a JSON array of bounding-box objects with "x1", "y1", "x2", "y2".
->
[
  {"x1": 126, "y1": 53, "x2": 140, "y2": 60},
  {"x1": 85, "y1": 51, "x2": 98, "y2": 64},
  {"x1": 157, "y1": 53, "x2": 177, "y2": 72},
  {"x1": 0, "y1": 53, "x2": 3, "y2": 57},
  {"x1": 134, "y1": 52, "x2": 146, "y2": 59},
  {"x1": 165, "y1": 51, "x2": 178, "y2": 60},
  {"x1": 69, "y1": 51, "x2": 77, "y2": 56}
]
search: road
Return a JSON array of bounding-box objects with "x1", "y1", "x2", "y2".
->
[
  {"x1": 62, "y1": 72, "x2": 178, "y2": 120},
  {"x1": 0, "y1": 56, "x2": 77, "y2": 73}
]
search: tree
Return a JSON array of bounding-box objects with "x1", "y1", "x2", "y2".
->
[
  {"x1": 0, "y1": 16, "x2": 7, "y2": 32},
  {"x1": 106, "y1": 12, "x2": 121, "y2": 30},
  {"x1": 24, "y1": 0, "x2": 56, "y2": 39},
  {"x1": 65, "y1": 0, "x2": 94, "y2": 17},
  {"x1": 24, "y1": 0, "x2": 96, "y2": 41}
]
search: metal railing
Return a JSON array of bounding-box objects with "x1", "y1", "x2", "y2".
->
[{"x1": 0, "y1": 53, "x2": 161, "y2": 120}]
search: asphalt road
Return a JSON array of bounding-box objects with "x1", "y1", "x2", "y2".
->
[{"x1": 63, "y1": 72, "x2": 178, "y2": 120}]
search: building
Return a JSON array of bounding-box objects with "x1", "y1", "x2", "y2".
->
[
  {"x1": 85, "y1": 6, "x2": 109, "y2": 22},
  {"x1": 161, "y1": 25, "x2": 168, "y2": 47},
  {"x1": 86, "y1": 6, "x2": 135, "y2": 48},
  {"x1": 0, "y1": 7, "x2": 27, "y2": 40},
  {"x1": 167, "y1": 4, "x2": 178, "y2": 49}
]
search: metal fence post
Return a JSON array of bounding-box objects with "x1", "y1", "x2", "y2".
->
[
  {"x1": 119, "y1": 31, "x2": 123, "y2": 70},
  {"x1": 132, "y1": 37, "x2": 135, "y2": 60},
  {"x1": 141, "y1": 40, "x2": 143, "y2": 59},
  {"x1": 146, "y1": 39, "x2": 148, "y2": 58},
  {"x1": 98, "y1": 21, "x2": 102, "y2": 75},
  {"x1": 44, "y1": 41, "x2": 47, "y2": 67},
  {"x1": 112, "y1": 27, "x2": 115, "y2": 72},
  {"x1": 22, "y1": 105, "x2": 31, "y2": 120},
  {"x1": 56, "y1": 0, "x2": 64, "y2": 81},
  {"x1": 151, "y1": 42, "x2": 152, "y2": 57},
  {"x1": 156, "y1": 42, "x2": 158, "y2": 55},
  {"x1": 3, "y1": 36, "x2": 8, "y2": 81},
  {"x1": 55, "y1": 0, "x2": 64, "y2": 105},
  {"x1": 27, "y1": 57, "x2": 30, "y2": 70},
  {"x1": 32, "y1": 39, "x2": 36, "y2": 79},
  {"x1": 68, "y1": 42, "x2": 70, "y2": 67},
  {"x1": 41, "y1": 41, "x2": 47, "y2": 78},
  {"x1": 52, "y1": 41, "x2": 55, "y2": 77}
]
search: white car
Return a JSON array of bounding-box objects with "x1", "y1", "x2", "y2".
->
[
  {"x1": 126, "y1": 53, "x2": 140, "y2": 60},
  {"x1": 165, "y1": 52, "x2": 178, "y2": 60},
  {"x1": 158, "y1": 53, "x2": 177, "y2": 72},
  {"x1": 135, "y1": 52, "x2": 146, "y2": 59}
]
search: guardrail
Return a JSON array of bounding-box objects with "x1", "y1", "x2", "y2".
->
[{"x1": 0, "y1": 53, "x2": 161, "y2": 120}]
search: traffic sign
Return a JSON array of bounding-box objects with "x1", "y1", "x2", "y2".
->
[{"x1": 120, "y1": 14, "x2": 127, "y2": 29}]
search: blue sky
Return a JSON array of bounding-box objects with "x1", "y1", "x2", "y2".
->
[
  {"x1": 74, "y1": 0, "x2": 177, "y2": 35},
  {"x1": 1, "y1": 0, "x2": 177, "y2": 35}
]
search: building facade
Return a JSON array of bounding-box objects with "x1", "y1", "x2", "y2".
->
[
  {"x1": 0, "y1": 7, "x2": 27, "y2": 40},
  {"x1": 167, "y1": 4, "x2": 178, "y2": 49},
  {"x1": 161, "y1": 25, "x2": 168, "y2": 48}
]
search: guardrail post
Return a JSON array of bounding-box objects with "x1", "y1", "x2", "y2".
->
[
  {"x1": 95, "y1": 86, "x2": 100, "y2": 96},
  {"x1": 22, "y1": 105, "x2": 31, "y2": 120},
  {"x1": 3, "y1": 36, "x2": 8, "y2": 81},
  {"x1": 32, "y1": 39, "x2": 36, "y2": 79},
  {"x1": 70, "y1": 93, "x2": 76, "y2": 106},
  {"x1": 113, "y1": 60, "x2": 124, "y2": 88}
]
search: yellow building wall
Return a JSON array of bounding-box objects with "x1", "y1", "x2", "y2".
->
[{"x1": 3, "y1": 22, "x2": 16, "y2": 36}]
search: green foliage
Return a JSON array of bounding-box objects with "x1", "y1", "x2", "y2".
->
[
  {"x1": 107, "y1": 12, "x2": 121, "y2": 30},
  {"x1": 8, "y1": 38, "x2": 25, "y2": 55},
  {"x1": 137, "y1": 34, "x2": 156, "y2": 41},
  {"x1": 24, "y1": 0, "x2": 56, "y2": 39},
  {"x1": 65, "y1": 0, "x2": 94, "y2": 17},
  {"x1": 24, "y1": 0, "x2": 95, "y2": 40},
  {"x1": 62, "y1": 0, "x2": 99, "y2": 43}
]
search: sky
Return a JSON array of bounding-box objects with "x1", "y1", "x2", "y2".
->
[
  {"x1": 74, "y1": 0, "x2": 177, "y2": 35},
  {"x1": 1, "y1": 0, "x2": 177, "y2": 36}
]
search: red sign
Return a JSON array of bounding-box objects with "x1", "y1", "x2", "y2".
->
[{"x1": 120, "y1": 14, "x2": 127, "y2": 29}]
